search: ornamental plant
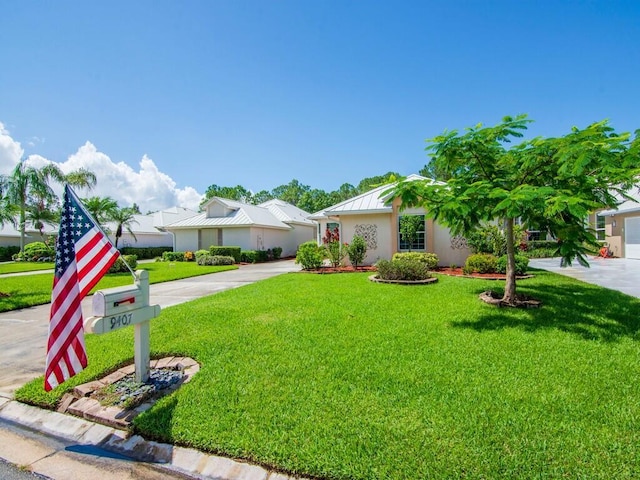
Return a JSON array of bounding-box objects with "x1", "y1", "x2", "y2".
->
[
  {"x1": 295, "y1": 241, "x2": 324, "y2": 270},
  {"x1": 323, "y1": 226, "x2": 346, "y2": 267},
  {"x1": 346, "y1": 235, "x2": 367, "y2": 268}
]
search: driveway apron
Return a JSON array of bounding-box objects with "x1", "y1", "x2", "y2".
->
[{"x1": 529, "y1": 257, "x2": 640, "y2": 299}]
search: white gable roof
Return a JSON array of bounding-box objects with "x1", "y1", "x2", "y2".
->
[
  {"x1": 599, "y1": 190, "x2": 640, "y2": 216},
  {"x1": 165, "y1": 197, "x2": 312, "y2": 230},
  {"x1": 310, "y1": 174, "x2": 434, "y2": 219},
  {"x1": 259, "y1": 199, "x2": 316, "y2": 226}
]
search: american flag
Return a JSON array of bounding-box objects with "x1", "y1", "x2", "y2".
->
[{"x1": 44, "y1": 185, "x2": 120, "y2": 391}]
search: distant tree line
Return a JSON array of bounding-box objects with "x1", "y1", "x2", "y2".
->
[{"x1": 200, "y1": 172, "x2": 400, "y2": 212}]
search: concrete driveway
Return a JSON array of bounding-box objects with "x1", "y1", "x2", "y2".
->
[
  {"x1": 529, "y1": 257, "x2": 640, "y2": 298},
  {"x1": 0, "y1": 260, "x2": 301, "y2": 395}
]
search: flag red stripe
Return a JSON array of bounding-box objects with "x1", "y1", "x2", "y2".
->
[{"x1": 45, "y1": 185, "x2": 120, "y2": 391}]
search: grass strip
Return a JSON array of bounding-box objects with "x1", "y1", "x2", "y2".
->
[
  {"x1": 0, "y1": 262, "x2": 55, "y2": 275},
  {"x1": 0, "y1": 262, "x2": 237, "y2": 312},
  {"x1": 17, "y1": 271, "x2": 640, "y2": 479}
]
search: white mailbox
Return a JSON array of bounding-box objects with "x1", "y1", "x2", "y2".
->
[
  {"x1": 84, "y1": 269, "x2": 160, "y2": 383},
  {"x1": 92, "y1": 284, "x2": 143, "y2": 317}
]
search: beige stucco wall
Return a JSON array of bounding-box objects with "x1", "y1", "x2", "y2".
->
[
  {"x1": 338, "y1": 213, "x2": 393, "y2": 265},
  {"x1": 603, "y1": 212, "x2": 640, "y2": 258},
  {"x1": 318, "y1": 204, "x2": 469, "y2": 266},
  {"x1": 432, "y1": 223, "x2": 470, "y2": 266}
]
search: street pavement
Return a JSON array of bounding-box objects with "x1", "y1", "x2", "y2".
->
[{"x1": 0, "y1": 260, "x2": 302, "y2": 480}]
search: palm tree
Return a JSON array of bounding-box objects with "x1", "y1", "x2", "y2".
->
[
  {"x1": 110, "y1": 207, "x2": 139, "y2": 248},
  {"x1": 0, "y1": 197, "x2": 17, "y2": 229},
  {"x1": 26, "y1": 199, "x2": 60, "y2": 241},
  {"x1": 0, "y1": 160, "x2": 96, "y2": 251},
  {"x1": 83, "y1": 196, "x2": 118, "y2": 226}
]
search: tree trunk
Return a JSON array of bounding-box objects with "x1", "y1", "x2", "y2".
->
[
  {"x1": 502, "y1": 218, "x2": 517, "y2": 304},
  {"x1": 19, "y1": 207, "x2": 26, "y2": 253}
]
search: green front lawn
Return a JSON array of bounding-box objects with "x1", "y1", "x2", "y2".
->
[
  {"x1": 17, "y1": 271, "x2": 640, "y2": 479},
  {"x1": 0, "y1": 262, "x2": 237, "y2": 312},
  {"x1": 0, "y1": 261, "x2": 55, "y2": 275}
]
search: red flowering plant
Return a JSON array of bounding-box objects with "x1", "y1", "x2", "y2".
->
[{"x1": 323, "y1": 226, "x2": 347, "y2": 267}]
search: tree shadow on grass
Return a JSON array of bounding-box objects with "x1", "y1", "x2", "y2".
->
[{"x1": 452, "y1": 273, "x2": 640, "y2": 342}]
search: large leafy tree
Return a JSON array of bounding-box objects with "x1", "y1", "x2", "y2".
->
[
  {"x1": 0, "y1": 161, "x2": 96, "y2": 251},
  {"x1": 357, "y1": 172, "x2": 400, "y2": 193},
  {"x1": 389, "y1": 115, "x2": 640, "y2": 305},
  {"x1": 271, "y1": 179, "x2": 310, "y2": 206},
  {"x1": 200, "y1": 184, "x2": 253, "y2": 208}
]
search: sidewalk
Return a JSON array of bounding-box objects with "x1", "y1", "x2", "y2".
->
[{"x1": 0, "y1": 260, "x2": 304, "y2": 480}]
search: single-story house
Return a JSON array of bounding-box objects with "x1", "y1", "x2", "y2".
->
[
  {"x1": 597, "y1": 190, "x2": 640, "y2": 259},
  {"x1": 309, "y1": 174, "x2": 470, "y2": 266},
  {"x1": 0, "y1": 222, "x2": 56, "y2": 248},
  {"x1": 163, "y1": 197, "x2": 316, "y2": 256},
  {"x1": 104, "y1": 206, "x2": 198, "y2": 249}
]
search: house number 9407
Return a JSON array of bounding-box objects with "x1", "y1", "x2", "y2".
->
[{"x1": 110, "y1": 313, "x2": 133, "y2": 330}]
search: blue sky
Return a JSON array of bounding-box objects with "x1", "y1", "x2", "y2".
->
[{"x1": 1, "y1": 0, "x2": 639, "y2": 211}]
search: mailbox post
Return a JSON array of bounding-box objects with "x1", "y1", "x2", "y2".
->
[{"x1": 84, "y1": 270, "x2": 161, "y2": 383}]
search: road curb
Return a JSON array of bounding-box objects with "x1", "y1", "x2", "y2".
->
[{"x1": 0, "y1": 400, "x2": 305, "y2": 479}]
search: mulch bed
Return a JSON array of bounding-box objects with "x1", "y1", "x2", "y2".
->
[
  {"x1": 435, "y1": 267, "x2": 533, "y2": 280},
  {"x1": 302, "y1": 266, "x2": 378, "y2": 274},
  {"x1": 479, "y1": 290, "x2": 542, "y2": 308}
]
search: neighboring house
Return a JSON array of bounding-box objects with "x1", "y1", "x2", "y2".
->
[
  {"x1": 309, "y1": 174, "x2": 470, "y2": 266},
  {"x1": 104, "y1": 207, "x2": 199, "y2": 249},
  {"x1": 0, "y1": 222, "x2": 56, "y2": 248},
  {"x1": 163, "y1": 197, "x2": 316, "y2": 256},
  {"x1": 596, "y1": 190, "x2": 640, "y2": 259}
]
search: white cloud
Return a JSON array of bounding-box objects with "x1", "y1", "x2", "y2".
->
[
  {"x1": 1, "y1": 124, "x2": 203, "y2": 212},
  {"x1": 58, "y1": 143, "x2": 203, "y2": 212},
  {"x1": 0, "y1": 123, "x2": 23, "y2": 174}
]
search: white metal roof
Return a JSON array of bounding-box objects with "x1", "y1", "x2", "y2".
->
[
  {"x1": 165, "y1": 197, "x2": 309, "y2": 230},
  {"x1": 310, "y1": 174, "x2": 435, "y2": 219},
  {"x1": 259, "y1": 199, "x2": 316, "y2": 225},
  {"x1": 599, "y1": 190, "x2": 640, "y2": 216}
]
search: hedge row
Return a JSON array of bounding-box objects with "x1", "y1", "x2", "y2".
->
[
  {"x1": 120, "y1": 246, "x2": 173, "y2": 260},
  {"x1": 0, "y1": 246, "x2": 20, "y2": 262}
]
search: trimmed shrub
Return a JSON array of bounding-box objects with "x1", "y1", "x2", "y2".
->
[
  {"x1": 241, "y1": 250, "x2": 270, "y2": 263},
  {"x1": 522, "y1": 247, "x2": 558, "y2": 259},
  {"x1": 392, "y1": 252, "x2": 439, "y2": 270},
  {"x1": 521, "y1": 241, "x2": 560, "y2": 258},
  {"x1": 269, "y1": 247, "x2": 283, "y2": 260},
  {"x1": 324, "y1": 241, "x2": 347, "y2": 267},
  {"x1": 347, "y1": 235, "x2": 367, "y2": 268},
  {"x1": 464, "y1": 253, "x2": 498, "y2": 274},
  {"x1": 162, "y1": 251, "x2": 186, "y2": 262},
  {"x1": 197, "y1": 254, "x2": 235, "y2": 266},
  {"x1": 17, "y1": 242, "x2": 55, "y2": 262},
  {"x1": 295, "y1": 241, "x2": 324, "y2": 270},
  {"x1": 0, "y1": 245, "x2": 20, "y2": 262},
  {"x1": 496, "y1": 254, "x2": 530, "y2": 275},
  {"x1": 108, "y1": 255, "x2": 138, "y2": 274},
  {"x1": 376, "y1": 258, "x2": 431, "y2": 281},
  {"x1": 210, "y1": 246, "x2": 242, "y2": 263},
  {"x1": 184, "y1": 251, "x2": 195, "y2": 262},
  {"x1": 120, "y1": 246, "x2": 172, "y2": 260},
  {"x1": 195, "y1": 250, "x2": 209, "y2": 260}
]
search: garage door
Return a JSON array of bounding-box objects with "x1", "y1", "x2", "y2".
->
[{"x1": 625, "y1": 217, "x2": 640, "y2": 259}]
